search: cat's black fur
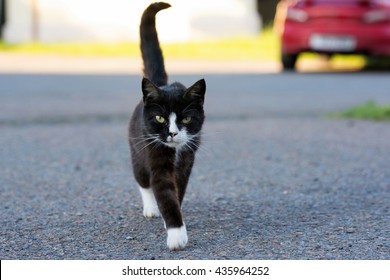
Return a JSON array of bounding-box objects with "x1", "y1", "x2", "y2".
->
[{"x1": 128, "y1": 2, "x2": 206, "y2": 250}]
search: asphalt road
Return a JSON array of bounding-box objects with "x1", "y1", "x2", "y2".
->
[{"x1": 1, "y1": 71, "x2": 389, "y2": 259}]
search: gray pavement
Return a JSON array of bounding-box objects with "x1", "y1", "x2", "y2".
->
[{"x1": 0, "y1": 68, "x2": 389, "y2": 259}]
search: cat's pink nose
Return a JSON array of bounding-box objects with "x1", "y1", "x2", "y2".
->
[{"x1": 169, "y1": 132, "x2": 178, "y2": 137}]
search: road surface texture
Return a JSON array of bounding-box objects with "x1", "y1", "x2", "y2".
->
[{"x1": 1, "y1": 69, "x2": 389, "y2": 259}]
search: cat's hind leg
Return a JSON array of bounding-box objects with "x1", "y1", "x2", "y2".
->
[
  {"x1": 139, "y1": 187, "x2": 160, "y2": 218},
  {"x1": 132, "y1": 160, "x2": 160, "y2": 218}
]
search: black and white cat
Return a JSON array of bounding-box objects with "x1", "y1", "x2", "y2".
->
[{"x1": 128, "y1": 2, "x2": 206, "y2": 250}]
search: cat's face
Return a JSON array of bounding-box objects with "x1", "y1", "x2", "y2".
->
[{"x1": 142, "y1": 78, "x2": 206, "y2": 150}]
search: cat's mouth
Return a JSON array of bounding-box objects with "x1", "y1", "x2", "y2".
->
[
  {"x1": 165, "y1": 135, "x2": 185, "y2": 148},
  {"x1": 166, "y1": 142, "x2": 179, "y2": 148},
  {"x1": 166, "y1": 138, "x2": 181, "y2": 148}
]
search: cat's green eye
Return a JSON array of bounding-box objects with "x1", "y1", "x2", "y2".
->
[
  {"x1": 155, "y1": 115, "x2": 166, "y2": 124},
  {"x1": 182, "y1": 116, "x2": 192, "y2": 124}
]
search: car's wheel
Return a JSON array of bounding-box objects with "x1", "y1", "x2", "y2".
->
[{"x1": 281, "y1": 53, "x2": 298, "y2": 70}]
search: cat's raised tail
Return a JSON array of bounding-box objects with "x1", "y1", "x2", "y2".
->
[{"x1": 140, "y1": 2, "x2": 171, "y2": 87}]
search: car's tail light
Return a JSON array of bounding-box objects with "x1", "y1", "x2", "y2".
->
[
  {"x1": 363, "y1": 10, "x2": 390, "y2": 23},
  {"x1": 286, "y1": 8, "x2": 309, "y2": 22}
]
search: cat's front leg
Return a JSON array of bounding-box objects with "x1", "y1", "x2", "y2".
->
[
  {"x1": 139, "y1": 187, "x2": 160, "y2": 218},
  {"x1": 166, "y1": 224, "x2": 187, "y2": 250},
  {"x1": 175, "y1": 150, "x2": 195, "y2": 205},
  {"x1": 151, "y1": 174, "x2": 188, "y2": 250}
]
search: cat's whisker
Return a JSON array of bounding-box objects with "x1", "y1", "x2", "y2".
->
[
  {"x1": 129, "y1": 135, "x2": 157, "y2": 140},
  {"x1": 195, "y1": 144, "x2": 211, "y2": 156},
  {"x1": 185, "y1": 139, "x2": 211, "y2": 158},
  {"x1": 129, "y1": 133, "x2": 159, "y2": 139},
  {"x1": 135, "y1": 136, "x2": 161, "y2": 152},
  {"x1": 149, "y1": 139, "x2": 164, "y2": 152},
  {"x1": 136, "y1": 137, "x2": 162, "y2": 153},
  {"x1": 133, "y1": 139, "x2": 156, "y2": 149},
  {"x1": 183, "y1": 142, "x2": 196, "y2": 153}
]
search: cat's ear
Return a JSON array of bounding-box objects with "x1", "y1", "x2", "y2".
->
[
  {"x1": 142, "y1": 77, "x2": 161, "y2": 103},
  {"x1": 184, "y1": 79, "x2": 206, "y2": 104}
]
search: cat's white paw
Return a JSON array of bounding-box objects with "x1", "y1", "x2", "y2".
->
[
  {"x1": 139, "y1": 187, "x2": 160, "y2": 218},
  {"x1": 167, "y1": 225, "x2": 188, "y2": 250},
  {"x1": 143, "y1": 206, "x2": 160, "y2": 218}
]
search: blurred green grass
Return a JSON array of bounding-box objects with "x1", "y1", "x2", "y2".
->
[
  {"x1": 329, "y1": 101, "x2": 390, "y2": 121},
  {"x1": 0, "y1": 29, "x2": 279, "y2": 60}
]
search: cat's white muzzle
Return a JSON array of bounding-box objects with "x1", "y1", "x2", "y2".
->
[{"x1": 166, "y1": 136, "x2": 183, "y2": 148}]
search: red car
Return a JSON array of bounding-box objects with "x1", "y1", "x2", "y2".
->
[{"x1": 276, "y1": 0, "x2": 390, "y2": 69}]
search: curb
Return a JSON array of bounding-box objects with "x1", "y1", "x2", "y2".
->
[{"x1": 0, "y1": 53, "x2": 280, "y2": 74}]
